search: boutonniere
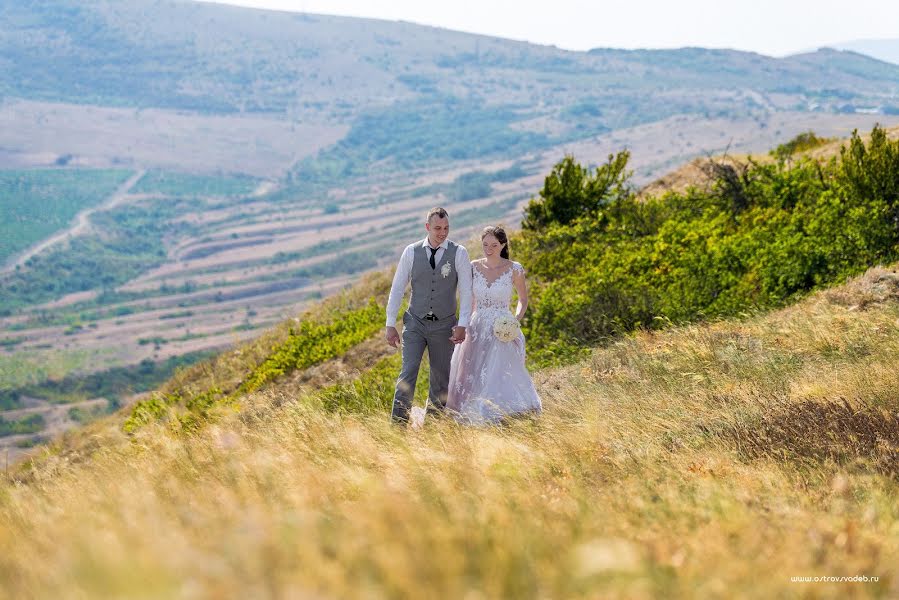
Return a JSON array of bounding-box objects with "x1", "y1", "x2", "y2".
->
[{"x1": 441, "y1": 263, "x2": 452, "y2": 278}]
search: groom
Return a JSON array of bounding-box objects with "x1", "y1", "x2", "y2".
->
[{"x1": 385, "y1": 207, "x2": 473, "y2": 423}]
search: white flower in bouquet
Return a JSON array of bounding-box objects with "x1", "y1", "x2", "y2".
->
[{"x1": 493, "y1": 314, "x2": 520, "y2": 343}]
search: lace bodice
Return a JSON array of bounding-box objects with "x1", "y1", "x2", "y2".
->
[{"x1": 472, "y1": 261, "x2": 524, "y2": 314}]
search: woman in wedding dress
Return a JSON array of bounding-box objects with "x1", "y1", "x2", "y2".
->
[{"x1": 446, "y1": 226, "x2": 542, "y2": 424}]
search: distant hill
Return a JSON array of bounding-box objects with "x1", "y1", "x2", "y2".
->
[
  {"x1": 2, "y1": 1, "x2": 899, "y2": 158},
  {"x1": 831, "y1": 38, "x2": 899, "y2": 65}
]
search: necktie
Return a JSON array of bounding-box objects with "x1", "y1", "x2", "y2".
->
[{"x1": 428, "y1": 246, "x2": 438, "y2": 269}]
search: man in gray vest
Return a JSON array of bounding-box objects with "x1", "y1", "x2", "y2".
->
[{"x1": 385, "y1": 207, "x2": 473, "y2": 423}]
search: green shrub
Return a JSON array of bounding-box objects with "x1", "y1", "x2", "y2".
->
[
  {"x1": 517, "y1": 126, "x2": 899, "y2": 366},
  {"x1": 122, "y1": 394, "x2": 177, "y2": 434},
  {"x1": 239, "y1": 298, "x2": 384, "y2": 395},
  {"x1": 771, "y1": 131, "x2": 831, "y2": 159},
  {"x1": 522, "y1": 151, "x2": 631, "y2": 230},
  {"x1": 0, "y1": 413, "x2": 46, "y2": 436}
]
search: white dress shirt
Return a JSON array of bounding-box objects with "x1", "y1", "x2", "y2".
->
[{"x1": 385, "y1": 238, "x2": 473, "y2": 328}]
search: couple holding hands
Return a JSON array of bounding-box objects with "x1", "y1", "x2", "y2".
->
[{"x1": 385, "y1": 207, "x2": 541, "y2": 426}]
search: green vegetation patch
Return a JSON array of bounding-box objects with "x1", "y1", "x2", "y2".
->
[
  {"x1": 0, "y1": 413, "x2": 45, "y2": 436},
  {"x1": 410, "y1": 164, "x2": 530, "y2": 203},
  {"x1": 316, "y1": 352, "x2": 430, "y2": 415},
  {"x1": 239, "y1": 297, "x2": 384, "y2": 395},
  {"x1": 0, "y1": 347, "x2": 109, "y2": 390},
  {"x1": 0, "y1": 350, "x2": 215, "y2": 422},
  {"x1": 771, "y1": 131, "x2": 832, "y2": 159},
  {"x1": 289, "y1": 99, "x2": 548, "y2": 190},
  {"x1": 67, "y1": 402, "x2": 110, "y2": 424},
  {"x1": 124, "y1": 287, "x2": 390, "y2": 432},
  {"x1": 0, "y1": 337, "x2": 25, "y2": 349},
  {"x1": 517, "y1": 127, "x2": 899, "y2": 365},
  {"x1": 132, "y1": 170, "x2": 260, "y2": 197},
  {"x1": 0, "y1": 197, "x2": 197, "y2": 314},
  {"x1": 0, "y1": 168, "x2": 132, "y2": 263}
]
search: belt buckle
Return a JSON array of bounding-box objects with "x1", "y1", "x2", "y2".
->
[{"x1": 424, "y1": 312, "x2": 439, "y2": 321}]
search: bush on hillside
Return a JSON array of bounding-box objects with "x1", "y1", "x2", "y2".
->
[
  {"x1": 517, "y1": 126, "x2": 899, "y2": 365},
  {"x1": 771, "y1": 131, "x2": 831, "y2": 160},
  {"x1": 521, "y1": 151, "x2": 632, "y2": 230}
]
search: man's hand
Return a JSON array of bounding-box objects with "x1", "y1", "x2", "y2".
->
[
  {"x1": 450, "y1": 326, "x2": 466, "y2": 344},
  {"x1": 386, "y1": 326, "x2": 401, "y2": 348}
]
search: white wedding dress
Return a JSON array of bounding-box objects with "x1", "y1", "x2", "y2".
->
[{"x1": 446, "y1": 261, "x2": 542, "y2": 424}]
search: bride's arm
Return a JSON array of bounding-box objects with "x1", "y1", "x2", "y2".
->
[{"x1": 512, "y1": 263, "x2": 528, "y2": 321}]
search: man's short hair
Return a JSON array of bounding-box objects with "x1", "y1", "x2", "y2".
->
[{"x1": 427, "y1": 207, "x2": 449, "y2": 222}]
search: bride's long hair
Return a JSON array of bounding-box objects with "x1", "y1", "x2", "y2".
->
[{"x1": 481, "y1": 226, "x2": 510, "y2": 259}]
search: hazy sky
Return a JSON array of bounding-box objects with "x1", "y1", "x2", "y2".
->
[{"x1": 206, "y1": 0, "x2": 898, "y2": 57}]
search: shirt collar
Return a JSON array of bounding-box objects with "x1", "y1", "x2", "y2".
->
[{"x1": 422, "y1": 238, "x2": 448, "y2": 251}]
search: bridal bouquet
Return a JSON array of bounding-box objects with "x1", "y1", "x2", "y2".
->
[{"x1": 493, "y1": 314, "x2": 520, "y2": 343}]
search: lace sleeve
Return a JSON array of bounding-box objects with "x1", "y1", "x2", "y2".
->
[{"x1": 512, "y1": 261, "x2": 526, "y2": 276}]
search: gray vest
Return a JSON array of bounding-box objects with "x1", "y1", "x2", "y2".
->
[{"x1": 409, "y1": 241, "x2": 459, "y2": 320}]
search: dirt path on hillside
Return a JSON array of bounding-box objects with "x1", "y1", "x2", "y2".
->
[{"x1": 1, "y1": 169, "x2": 147, "y2": 275}]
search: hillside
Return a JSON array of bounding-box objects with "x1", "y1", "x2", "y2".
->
[
  {"x1": 638, "y1": 124, "x2": 899, "y2": 198},
  {"x1": 4, "y1": 0, "x2": 899, "y2": 410},
  {"x1": 2, "y1": 262, "x2": 897, "y2": 597},
  {"x1": 4, "y1": 3, "x2": 899, "y2": 125},
  {"x1": 2, "y1": 125, "x2": 899, "y2": 597},
  {"x1": 3, "y1": 118, "x2": 899, "y2": 461}
]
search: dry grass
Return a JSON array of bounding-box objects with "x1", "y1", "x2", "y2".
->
[{"x1": 2, "y1": 265, "x2": 899, "y2": 598}]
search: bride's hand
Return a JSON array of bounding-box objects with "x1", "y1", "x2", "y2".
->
[{"x1": 450, "y1": 326, "x2": 466, "y2": 344}]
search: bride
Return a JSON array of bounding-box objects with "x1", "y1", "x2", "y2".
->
[{"x1": 446, "y1": 226, "x2": 542, "y2": 424}]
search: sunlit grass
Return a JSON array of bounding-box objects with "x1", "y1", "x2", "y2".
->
[{"x1": 1, "y1": 266, "x2": 897, "y2": 598}]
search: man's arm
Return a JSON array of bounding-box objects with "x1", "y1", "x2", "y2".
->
[
  {"x1": 385, "y1": 245, "x2": 413, "y2": 347},
  {"x1": 450, "y1": 245, "x2": 472, "y2": 344},
  {"x1": 455, "y1": 245, "x2": 473, "y2": 327}
]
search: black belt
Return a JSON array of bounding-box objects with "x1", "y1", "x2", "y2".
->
[{"x1": 423, "y1": 313, "x2": 440, "y2": 321}]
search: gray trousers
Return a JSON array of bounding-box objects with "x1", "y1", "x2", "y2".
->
[{"x1": 391, "y1": 311, "x2": 456, "y2": 423}]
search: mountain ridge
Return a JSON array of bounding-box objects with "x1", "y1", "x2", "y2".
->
[
  {"x1": 3, "y1": 0, "x2": 899, "y2": 119},
  {"x1": 831, "y1": 38, "x2": 899, "y2": 65}
]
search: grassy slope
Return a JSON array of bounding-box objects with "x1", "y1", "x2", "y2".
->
[
  {"x1": 1, "y1": 262, "x2": 898, "y2": 597},
  {"x1": 3, "y1": 131, "x2": 899, "y2": 596}
]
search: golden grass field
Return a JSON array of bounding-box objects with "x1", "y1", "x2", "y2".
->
[{"x1": 2, "y1": 264, "x2": 897, "y2": 599}]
